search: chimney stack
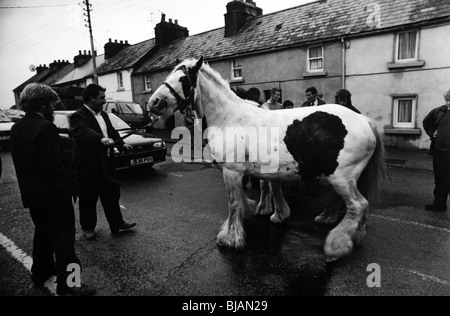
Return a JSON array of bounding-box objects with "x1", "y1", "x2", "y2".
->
[
  {"x1": 36, "y1": 64, "x2": 48, "y2": 75},
  {"x1": 74, "y1": 50, "x2": 92, "y2": 68},
  {"x1": 154, "y1": 13, "x2": 189, "y2": 47},
  {"x1": 104, "y1": 38, "x2": 131, "y2": 59},
  {"x1": 224, "y1": 0, "x2": 262, "y2": 37}
]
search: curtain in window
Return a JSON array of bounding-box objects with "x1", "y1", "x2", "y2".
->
[
  {"x1": 309, "y1": 47, "x2": 323, "y2": 70},
  {"x1": 233, "y1": 59, "x2": 242, "y2": 78},
  {"x1": 398, "y1": 99, "x2": 412, "y2": 123},
  {"x1": 398, "y1": 31, "x2": 417, "y2": 60}
]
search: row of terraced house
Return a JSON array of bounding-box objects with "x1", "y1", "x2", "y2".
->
[{"x1": 13, "y1": 0, "x2": 450, "y2": 150}]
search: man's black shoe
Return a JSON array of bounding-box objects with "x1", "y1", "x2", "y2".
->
[
  {"x1": 425, "y1": 204, "x2": 447, "y2": 212},
  {"x1": 111, "y1": 222, "x2": 136, "y2": 234},
  {"x1": 31, "y1": 273, "x2": 55, "y2": 287},
  {"x1": 56, "y1": 284, "x2": 96, "y2": 296}
]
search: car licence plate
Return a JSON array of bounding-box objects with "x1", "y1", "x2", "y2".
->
[
  {"x1": 130, "y1": 156, "x2": 153, "y2": 166},
  {"x1": 0, "y1": 136, "x2": 10, "y2": 141}
]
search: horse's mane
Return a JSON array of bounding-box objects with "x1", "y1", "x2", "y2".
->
[{"x1": 175, "y1": 58, "x2": 238, "y2": 101}]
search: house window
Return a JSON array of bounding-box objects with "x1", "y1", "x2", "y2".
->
[
  {"x1": 144, "y1": 74, "x2": 152, "y2": 91},
  {"x1": 308, "y1": 46, "x2": 324, "y2": 72},
  {"x1": 393, "y1": 96, "x2": 416, "y2": 128},
  {"x1": 396, "y1": 31, "x2": 418, "y2": 62},
  {"x1": 232, "y1": 58, "x2": 243, "y2": 80},
  {"x1": 117, "y1": 71, "x2": 124, "y2": 90}
]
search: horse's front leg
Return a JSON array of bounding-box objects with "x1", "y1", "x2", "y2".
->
[
  {"x1": 269, "y1": 182, "x2": 291, "y2": 224},
  {"x1": 216, "y1": 168, "x2": 249, "y2": 249}
]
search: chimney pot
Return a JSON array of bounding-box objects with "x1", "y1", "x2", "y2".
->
[
  {"x1": 120, "y1": 40, "x2": 123, "y2": 44},
  {"x1": 169, "y1": 18, "x2": 173, "y2": 24},
  {"x1": 125, "y1": 40, "x2": 128, "y2": 44},
  {"x1": 175, "y1": 19, "x2": 178, "y2": 25},
  {"x1": 115, "y1": 39, "x2": 118, "y2": 43},
  {"x1": 109, "y1": 38, "x2": 112, "y2": 42},
  {"x1": 161, "y1": 13, "x2": 166, "y2": 22}
]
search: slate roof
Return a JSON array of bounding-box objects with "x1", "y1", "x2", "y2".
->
[
  {"x1": 13, "y1": 63, "x2": 74, "y2": 92},
  {"x1": 96, "y1": 39, "x2": 156, "y2": 75},
  {"x1": 13, "y1": 69, "x2": 52, "y2": 92},
  {"x1": 134, "y1": 0, "x2": 450, "y2": 73},
  {"x1": 55, "y1": 55, "x2": 105, "y2": 85}
]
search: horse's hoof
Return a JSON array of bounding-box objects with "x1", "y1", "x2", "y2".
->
[
  {"x1": 324, "y1": 230, "x2": 354, "y2": 260},
  {"x1": 270, "y1": 213, "x2": 284, "y2": 224}
]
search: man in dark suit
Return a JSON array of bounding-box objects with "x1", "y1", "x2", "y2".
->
[
  {"x1": 11, "y1": 83, "x2": 95, "y2": 296},
  {"x1": 423, "y1": 88, "x2": 450, "y2": 212},
  {"x1": 300, "y1": 87, "x2": 327, "y2": 107},
  {"x1": 70, "y1": 84, "x2": 136, "y2": 240}
]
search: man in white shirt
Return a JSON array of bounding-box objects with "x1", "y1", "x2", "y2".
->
[
  {"x1": 70, "y1": 84, "x2": 136, "y2": 240},
  {"x1": 261, "y1": 88, "x2": 283, "y2": 110}
]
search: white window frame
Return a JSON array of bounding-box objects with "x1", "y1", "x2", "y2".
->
[
  {"x1": 395, "y1": 30, "x2": 419, "y2": 63},
  {"x1": 231, "y1": 58, "x2": 243, "y2": 81},
  {"x1": 144, "y1": 74, "x2": 152, "y2": 91},
  {"x1": 117, "y1": 71, "x2": 124, "y2": 90},
  {"x1": 393, "y1": 95, "x2": 417, "y2": 128},
  {"x1": 307, "y1": 46, "x2": 324, "y2": 73}
]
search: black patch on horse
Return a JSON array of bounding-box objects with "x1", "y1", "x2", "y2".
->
[{"x1": 283, "y1": 112, "x2": 347, "y2": 180}]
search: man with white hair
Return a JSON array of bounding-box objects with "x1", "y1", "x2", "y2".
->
[
  {"x1": 11, "y1": 83, "x2": 95, "y2": 295},
  {"x1": 423, "y1": 89, "x2": 450, "y2": 212}
]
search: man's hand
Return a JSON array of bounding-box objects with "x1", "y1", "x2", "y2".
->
[
  {"x1": 101, "y1": 137, "x2": 115, "y2": 147},
  {"x1": 123, "y1": 144, "x2": 133, "y2": 151}
]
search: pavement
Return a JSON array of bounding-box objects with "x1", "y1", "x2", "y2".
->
[{"x1": 150, "y1": 128, "x2": 433, "y2": 172}]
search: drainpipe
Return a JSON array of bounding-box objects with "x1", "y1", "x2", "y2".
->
[{"x1": 341, "y1": 37, "x2": 346, "y2": 89}]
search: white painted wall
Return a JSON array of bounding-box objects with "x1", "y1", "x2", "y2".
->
[
  {"x1": 346, "y1": 23, "x2": 450, "y2": 149},
  {"x1": 98, "y1": 69, "x2": 133, "y2": 101}
]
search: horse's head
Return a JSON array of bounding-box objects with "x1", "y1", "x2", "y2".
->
[{"x1": 147, "y1": 56, "x2": 204, "y2": 117}]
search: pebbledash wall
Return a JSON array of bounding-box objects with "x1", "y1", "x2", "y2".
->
[{"x1": 346, "y1": 23, "x2": 450, "y2": 149}]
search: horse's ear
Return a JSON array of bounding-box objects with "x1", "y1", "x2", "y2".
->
[{"x1": 194, "y1": 56, "x2": 204, "y2": 72}]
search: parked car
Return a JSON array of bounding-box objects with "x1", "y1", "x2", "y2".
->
[
  {"x1": 4, "y1": 109, "x2": 25, "y2": 122},
  {"x1": 104, "y1": 100, "x2": 152, "y2": 130},
  {"x1": 53, "y1": 111, "x2": 167, "y2": 171},
  {"x1": 0, "y1": 109, "x2": 15, "y2": 150}
]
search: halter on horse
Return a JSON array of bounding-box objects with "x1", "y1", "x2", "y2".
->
[{"x1": 148, "y1": 56, "x2": 386, "y2": 262}]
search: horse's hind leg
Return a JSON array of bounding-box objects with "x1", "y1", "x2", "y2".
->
[
  {"x1": 324, "y1": 175, "x2": 369, "y2": 262},
  {"x1": 255, "y1": 180, "x2": 273, "y2": 216},
  {"x1": 269, "y1": 182, "x2": 291, "y2": 224},
  {"x1": 216, "y1": 168, "x2": 248, "y2": 249}
]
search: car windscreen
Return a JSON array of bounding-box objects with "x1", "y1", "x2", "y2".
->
[
  {"x1": 119, "y1": 103, "x2": 143, "y2": 114},
  {"x1": 0, "y1": 111, "x2": 12, "y2": 122},
  {"x1": 108, "y1": 113, "x2": 132, "y2": 130}
]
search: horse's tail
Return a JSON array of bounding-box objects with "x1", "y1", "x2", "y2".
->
[{"x1": 358, "y1": 118, "x2": 387, "y2": 203}]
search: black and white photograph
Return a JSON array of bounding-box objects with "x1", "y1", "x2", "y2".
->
[{"x1": 1, "y1": 0, "x2": 449, "y2": 301}]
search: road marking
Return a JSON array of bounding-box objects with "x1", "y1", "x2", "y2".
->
[
  {"x1": 168, "y1": 173, "x2": 183, "y2": 178},
  {"x1": 372, "y1": 214, "x2": 450, "y2": 287},
  {"x1": 371, "y1": 214, "x2": 450, "y2": 234},
  {"x1": 404, "y1": 269, "x2": 450, "y2": 286},
  {"x1": 0, "y1": 232, "x2": 57, "y2": 295}
]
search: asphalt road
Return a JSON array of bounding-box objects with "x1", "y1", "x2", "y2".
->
[{"x1": 1, "y1": 147, "x2": 449, "y2": 298}]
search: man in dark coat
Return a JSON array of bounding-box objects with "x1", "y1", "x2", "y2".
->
[
  {"x1": 422, "y1": 89, "x2": 450, "y2": 212},
  {"x1": 300, "y1": 87, "x2": 327, "y2": 107},
  {"x1": 70, "y1": 84, "x2": 136, "y2": 240},
  {"x1": 11, "y1": 83, "x2": 95, "y2": 296}
]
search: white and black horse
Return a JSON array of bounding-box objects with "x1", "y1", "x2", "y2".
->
[{"x1": 148, "y1": 57, "x2": 386, "y2": 261}]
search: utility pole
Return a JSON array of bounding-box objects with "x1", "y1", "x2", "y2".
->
[{"x1": 83, "y1": 0, "x2": 98, "y2": 84}]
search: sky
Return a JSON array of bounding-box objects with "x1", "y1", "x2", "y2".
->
[{"x1": 0, "y1": 0, "x2": 314, "y2": 109}]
